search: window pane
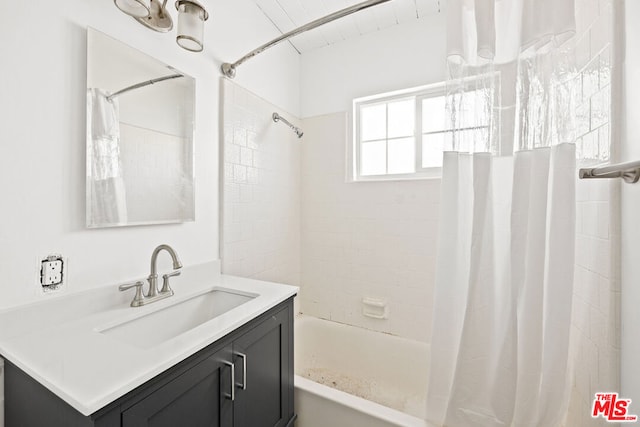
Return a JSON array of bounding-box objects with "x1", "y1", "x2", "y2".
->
[
  {"x1": 459, "y1": 89, "x2": 491, "y2": 129},
  {"x1": 388, "y1": 99, "x2": 414, "y2": 138},
  {"x1": 361, "y1": 104, "x2": 386, "y2": 141},
  {"x1": 422, "y1": 133, "x2": 445, "y2": 168},
  {"x1": 388, "y1": 137, "x2": 415, "y2": 174},
  {"x1": 422, "y1": 96, "x2": 447, "y2": 133},
  {"x1": 361, "y1": 140, "x2": 386, "y2": 175}
]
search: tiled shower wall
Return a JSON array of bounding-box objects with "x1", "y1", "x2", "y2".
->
[
  {"x1": 120, "y1": 124, "x2": 191, "y2": 223},
  {"x1": 221, "y1": 79, "x2": 301, "y2": 288},
  {"x1": 299, "y1": 113, "x2": 439, "y2": 343},
  {"x1": 221, "y1": 82, "x2": 438, "y2": 342},
  {"x1": 566, "y1": 0, "x2": 619, "y2": 425}
]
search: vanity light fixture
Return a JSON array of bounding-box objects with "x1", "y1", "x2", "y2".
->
[
  {"x1": 114, "y1": 0, "x2": 151, "y2": 18},
  {"x1": 175, "y1": 0, "x2": 209, "y2": 52},
  {"x1": 113, "y1": 0, "x2": 209, "y2": 52}
]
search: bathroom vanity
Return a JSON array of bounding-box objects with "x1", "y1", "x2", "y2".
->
[{"x1": 0, "y1": 262, "x2": 297, "y2": 427}]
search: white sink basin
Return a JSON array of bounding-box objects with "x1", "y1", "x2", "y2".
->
[{"x1": 100, "y1": 288, "x2": 257, "y2": 349}]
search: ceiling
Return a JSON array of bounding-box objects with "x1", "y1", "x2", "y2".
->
[{"x1": 252, "y1": 0, "x2": 443, "y2": 54}]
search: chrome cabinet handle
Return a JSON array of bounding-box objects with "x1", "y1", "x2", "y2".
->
[
  {"x1": 236, "y1": 352, "x2": 247, "y2": 390},
  {"x1": 223, "y1": 361, "x2": 235, "y2": 401}
]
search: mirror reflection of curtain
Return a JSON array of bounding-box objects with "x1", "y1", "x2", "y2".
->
[{"x1": 87, "y1": 88, "x2": 127, "y2": 225}]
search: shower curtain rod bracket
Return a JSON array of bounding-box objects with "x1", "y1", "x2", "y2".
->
[{"x1": 221, "y1": 63, "x2": 236, "y2": 79}]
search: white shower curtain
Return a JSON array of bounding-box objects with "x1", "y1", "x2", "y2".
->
[
  {"x1": 87, "y1": 88, "x2": 128, "y2": 225},
  {"x1": 427, "y1": 1, "x2": 578, "y2": 426}
]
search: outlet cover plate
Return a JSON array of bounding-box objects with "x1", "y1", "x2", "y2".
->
[{"x1": 38, "y1": 254, "x2": 66, "y2": 294}]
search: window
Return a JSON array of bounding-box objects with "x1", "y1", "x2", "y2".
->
[{"x1": 352, "y1": 82, "x2": 493, "y2": 181}]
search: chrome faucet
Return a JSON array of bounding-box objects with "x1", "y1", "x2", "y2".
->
[
  {"x1": 119, "y1": 244, "x2": 183, "y2": 307},
  {"x1": 147, "y1": 244, "x2": 183, "y2": 298}
]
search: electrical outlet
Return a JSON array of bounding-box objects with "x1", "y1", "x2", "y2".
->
[{"x1": 39, "y1": 254, "x2": 66, "y2": 294}]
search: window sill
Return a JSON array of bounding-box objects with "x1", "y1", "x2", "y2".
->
[{"x1": 349, "y1": 173, "x2": 442, "y2": 183}]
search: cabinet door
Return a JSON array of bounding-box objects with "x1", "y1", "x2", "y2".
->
[
  {"x1": 122, "y1": 346, "x2": 234, "y2": 427},
  {"x1": 232, "y1": 306, "x2": 293, "y2": 427}
]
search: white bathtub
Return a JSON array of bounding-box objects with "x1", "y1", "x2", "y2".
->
[{"x1": 294, "y1": 315, "x2": 434, "y2": 427}]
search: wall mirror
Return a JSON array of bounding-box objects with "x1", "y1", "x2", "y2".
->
[{"x1": 86, "y1": 27, "x2": 195, "y2": 228}]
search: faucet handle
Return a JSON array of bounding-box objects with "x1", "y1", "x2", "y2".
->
[
  {"x1": 119, "y1": 281, "x2": 145, "y2": 307},
  {"x1": 160, "y1": 270, "x2": 181, "y2": 295}
]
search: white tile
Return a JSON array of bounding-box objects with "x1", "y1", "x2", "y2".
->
[
  {"x1": 594, "y1": 237, "x2": 611, "y2": 277},
  {"x1": 224, "y1": 183, "x2": 240, "y2": 204},
  {"x1": 225, "y1": 143, "x2": 241, "y2": 164},
  {"x1": 581, "y1": 202, "x2": 598, "y2": 236},
  {"x1": 610, "y1": 291, "x2": 621, "y2": 349},
  {"x1": 239, "y1": 184, "x2": 253, "y2": 203},
  {"x1": 240, "y1": 147, "x2": 253, "y2": 167},
  {"x1": 233, "y1": 164, "x2": 247, "y2": 183},
  {"x1": 589, "y1": 305, "x2": 606, "y2": 345},
  {"x1": 233, "y1": 127, "x2": 247, "y2": 147},
  {"x1": 247, "y1": 131, "x2": 259, "y2": 150},
  {"x1": 223, "y1": 164, "x2": 234, "y2": 182},
  {"x1": 596, "y1": 201, "x2": 610, "y2": 239}
]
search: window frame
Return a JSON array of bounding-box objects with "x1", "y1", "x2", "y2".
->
[{"x1": 352, "y1": 82, "x2": 447, "y2": 182}]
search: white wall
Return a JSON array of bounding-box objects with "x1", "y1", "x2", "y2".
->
[
  {"x1": 300, "y1": 14, "x2": 447, "y2": 118},
  {"x1": 0, "y1": 0, "x2": 299, "y2": 310},
  {"x1": 621, "y1": 0, "x2": 640, "y2": 405}
]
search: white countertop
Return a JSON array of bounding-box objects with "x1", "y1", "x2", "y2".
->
[{"x1": 0, "y1": 261, "x2": 298, "y2": 416}]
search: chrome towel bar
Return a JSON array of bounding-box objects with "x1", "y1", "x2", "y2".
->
[{"x1": 579, "y1": 160, "x2": 640, "y2": 183}]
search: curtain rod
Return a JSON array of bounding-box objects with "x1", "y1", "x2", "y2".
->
[
  {"x1": 221, "y1": 0, "x2": 393, "y2": 79},
  {"x1": 106, "y1": 73, "x2": 184, "y2": 101}
]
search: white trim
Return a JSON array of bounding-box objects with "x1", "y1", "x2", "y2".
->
[
  {"x1": 353, "y1": 81, "x2": 448, "y2": 105},
  {"x1": 353, "y1": 83, "x2": 447, "y2": 182}
]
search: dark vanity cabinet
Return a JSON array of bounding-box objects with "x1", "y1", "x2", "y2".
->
[
  {"x1": 232, "y1": 310, "x2": 293, "y2": 427},
  {"x1": 4, "y1": 298, "x2": 295, "y2": 427},
  {"x1": 121, "y1": 346, "x2": 232, "y2": 427}
]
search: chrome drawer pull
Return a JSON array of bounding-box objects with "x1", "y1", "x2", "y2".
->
[
  {"x1": 236, "y1": 352, "x2": 247, "y2": 390},
  {"x1": 223, "y1": 361, "x2": 235, "y2": 401}
]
